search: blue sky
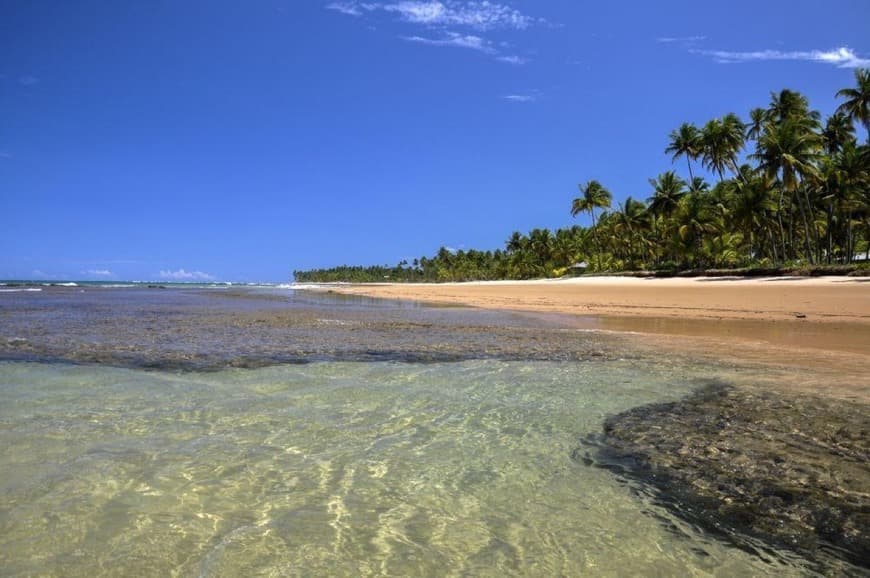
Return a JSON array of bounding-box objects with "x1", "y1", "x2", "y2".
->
[{"x1": 2, "y1": 1, "x2": 868, "y2": 282}]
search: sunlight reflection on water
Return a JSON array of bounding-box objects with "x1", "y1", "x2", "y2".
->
[{"x1": 0, "y1": 359, "x2": 816, "y2": 577}]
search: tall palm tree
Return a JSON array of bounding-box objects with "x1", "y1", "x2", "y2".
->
[
  {"x1": 665, "y1": 123, "x2": 702, "y2": 181},
  {"x1": 701, "y1": 115, "x2": 745, "y2": 182},
  {"x1": 822, "y1": 111, "x2": 857, "y2": 154},
  {"x1": 836, "y1": 68, "x2": 870, "y2": 142},
  {"x1": 768, "y1": 89, "x2": 821, "y2": 126},
  {"x1": 613, "y1": 197, "x2": 650, "y2": 266},
  {"x1": 648, "y1": 171, "x2": 687, "y2": 219},
  {"x1": 674, "y1": 191, "x2": 719, "y2": 267},
  {"x1": 752, "y1": 117, "x2": 823, "y2": 262},
  {"x1": 687, "y1": 176, "x2": 711, "y2": 194},
  {"x1": 745, "y1": 107, "x2": 768, "y2": 142},
  {"x1": 571, "y1": 180, "x2": 612, "y2": 226},
  {"x1": 727, "y1": 173, "x2": 777, "y2": 262},
  {"x1": 571, "y1": 180, "x2": 612, "y2": 270}
]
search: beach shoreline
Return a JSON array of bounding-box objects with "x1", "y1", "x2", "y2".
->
[
  {"x1": 324, "y1": 275, "x2": 870, "y2": 324},
  {"x1": 326, "y1": 275, "x2": 870, "y2": 399},
  {"x1": 325, "y1": 276, "x2": 870, "y2": 346}
]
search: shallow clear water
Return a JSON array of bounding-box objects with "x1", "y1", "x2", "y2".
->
[{"x1": 0, "y1": 358, "x2": 816, "y2": 577}]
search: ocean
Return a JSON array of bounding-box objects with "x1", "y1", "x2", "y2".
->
[{"x1": 0, "y1": 284, "x2": 852, "y2": 576}]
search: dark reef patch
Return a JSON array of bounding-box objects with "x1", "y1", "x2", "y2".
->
[
  {"x1": 0, "y1": 286, "x2": 624, "y2": 371},
  {"x1": 578, "y1": 382, "x2": 870, "y2": 574}
]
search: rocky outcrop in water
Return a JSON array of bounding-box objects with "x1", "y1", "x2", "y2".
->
[{"x1": 581, "y1": 383, "x2": 870, "y2": 574}]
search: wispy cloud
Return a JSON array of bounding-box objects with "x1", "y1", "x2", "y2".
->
[
  {"x1": 18, "y1": 75, "x2": 39, "y2": 86},
  {"x1": 0, "y1": 152, "x2": 11, "y2": 159},
  {"x1": 159, "y1": 268, "x2": 216, "y2": 281},
  {"x1": 383, "y1": 1, "x2": 537, "y2": 31},
  {"x1": 656, "y1": 35, "x2": 706, "y2": 44},
  {"x1": 496, "y1": 55, "x2": 528, "y2": 65},
  {"x1": 330, "y1": 1, "x2": 539, "y2": 30},
  {"x1": 83, "y1": 269, "x2": 114, "y2": 278},
  {"x1": 326, "y1": 1, "x2": 374, "y2": 16},
  {"x1": 694, "y1": 46, "x2": 870, "y2": 68},
  {"x1": 327, "y1": 1, "x2": 538, "y2": 63},
  {"x1": 402, "y1": 32, "x2": 494, "y2": 53},
  {"x1": 501, "y1": 90, "x2": 541, "y2": 103}
]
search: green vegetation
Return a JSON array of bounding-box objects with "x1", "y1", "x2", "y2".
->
[{"x1": 294, "y1": 71, "x2": 870, "y2": 283}]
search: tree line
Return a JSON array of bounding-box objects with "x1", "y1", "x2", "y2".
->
[{"x1": 294, "y1": 70, "x2": 870, "y2": 283}]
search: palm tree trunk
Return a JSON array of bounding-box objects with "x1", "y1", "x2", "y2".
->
[
  {"x1": 796, "y1": 190, "x2": 814, "y2": 264},
  {"x1": 776, "y1": 188, "x2": 787, "y2": 264},
  {"x1": 590, "y1": 208, "x2": 601, "y2": 270},
  {"x1": 847, "y1": 211, "x2": 854, "y2": 264}
]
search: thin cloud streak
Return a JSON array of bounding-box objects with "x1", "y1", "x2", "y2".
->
[
  {"x1": 656, "y1": 35, "x2": 706, "y2": 44},
  {"x1": 501, "y1": 90, "x2": 540, "y2": 103},
  {"x1": 326, "y1": 2, "x2": 367, "y2": 16},
  {"x1": 327, "y1": 1, "x2": 538, "y2": 64},
  {"x1": 402, "y1": 32, "x2": 494, "y2": 53},
  {"x1": 496, "y1": 55, "x2": 528, "y2": 65},
  {"x1": 83, "y1": 269, "x2": 114, "y2": 278},
  {"x1": 159, "y1": 268, "x2": 216, "y2": 281},
  {"x1": 695, "y1": 46, "x2": 870, "y2": 68},
  {"x1": 329, "y1": 1, "x2": 539, "y2": 31}
]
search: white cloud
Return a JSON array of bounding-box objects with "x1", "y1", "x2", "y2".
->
[
  {"x1": 402, "y1": 32, "x2": 494, "y2": 53},
  {"x1": 326, "y1": 2, "x2": 376, "y2": 16},
  {"x1": 656, "y1": 35, "x2": 706, "y2": 44},
  {"x1": 496, "y1": 55, "x2": 528, "y2": 65},
  {"x1": 83, "y1": 269, "x2": 114, "y2": 277},
  {"x1": 159, "y1": 269, "x2": 216, "y2": 281},
  {"x1": 383, "y1": 1, "x2": 536, "y2": 30},
  {"x1": 18, "y1": 75, "x2": 39, "y2": 86},
  {"x1": 694, "y1": 46, "x2": 870, "y2": 68},
  {"x1": 501, "y1": 90, "x2": 540, "y2": 103},
  {"x1": 327, "y1": 1, "x2": 541, "y2": 63},
  {"x1": 0, "y1": 152, "x2": 11, "y2": 159},
  {"x1": 331, "y1": 1, "x2": 538, "y2": 30}
]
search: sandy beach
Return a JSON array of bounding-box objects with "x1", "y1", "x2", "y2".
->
[
  {"x1": 328, "y1": 276, "x2": 870, "y2": 324},
  {"x1": 329, "y1": 276, "x2": 870, "y2": 377}
]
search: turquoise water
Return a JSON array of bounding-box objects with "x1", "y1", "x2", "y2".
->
[{"x1": 0, "y1": 358, "x2": 814, "y2": 577}]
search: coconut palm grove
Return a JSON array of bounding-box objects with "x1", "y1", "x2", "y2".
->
[{"x1": 294, "y1": 70, "x2": 870, "y2": 283}]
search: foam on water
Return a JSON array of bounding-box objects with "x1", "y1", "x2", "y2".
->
[{"x1": 0, "y1": 359, "x2": 816, "y2": 577}]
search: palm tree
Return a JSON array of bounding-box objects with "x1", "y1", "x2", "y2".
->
[
  {"x1": 665, "y1": 123, "x2": 702, "y2": 181},
  {"x1": 613, "y1": 197, "x2": 650, "y2": 266},
  {"x1": 647, "y1": 171, "x2": 687, "y2": 218},
  {"x1": 506, "y1": 231, "x2": 526, "y2": 254},
  {"x1": 571, "y1": 180, "x2": 612, "y2": 269},
  {"x1": 822, "y1": 112, "x2": 857, "y2": 154},
  {"x1": 528, "y1": 228, "x2": 554, "y2": 272},
  {"x1": 752, "y1": 116, "x2": 823, "y2": 262},
  {"x1": 701, "y1": 114, "x2": 745, "y2": 182},
  {"x1": 687, "y1": 176, "x2": 711, "y2": 194},
  {"x1": 836, "y1": 68, "x2": 870, "y2": 142},
  {"x1": 745, "y1": 107, "x2": 768, "y2": 141},
  {"x1": 674, "y1": 191, "x2": 719, "y2": 267},
  {"x1": 727, "y1": 173, "x2": 777, "y2": 262},
  {"x1": 768, "y1": 89, "x2": 821, "y2": 127}
]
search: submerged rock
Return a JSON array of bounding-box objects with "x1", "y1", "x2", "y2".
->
[{"x1": 581, "y1": 383, "x2": 870, "y2": 573}]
